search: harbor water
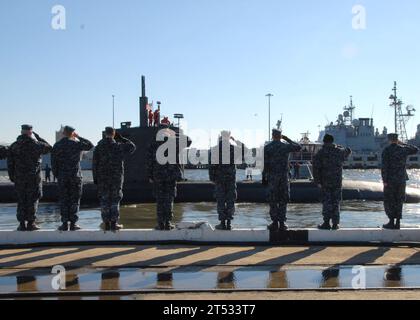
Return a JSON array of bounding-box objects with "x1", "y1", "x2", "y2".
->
[{"x1": 1, "y1": 169, "x2": 420, "y2": 230}]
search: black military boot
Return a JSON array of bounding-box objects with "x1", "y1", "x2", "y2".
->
[
  {"x1": 226, "y1": 220, "x2": 232, "y2": 231},
  {"x1": 17, "y1": 222, "x2": 26, "y2": 232},
  {"x1": 383, "y1": 219, "x2": 395, "y2": 230},
  {"x1": 70, "y1": 223, "x2": 81, "y2": 231},
  {"x1": 267, "y1": 221, "x2": 279, "y2": 232},
  {"x1": 26, "y1": 222, "x2": 41, "y2": 232},
  {"x1": 155, "y1": 223, "x2": 165, "y2": 231},
  {"x1": 58, "y1": 222, "x2": 69, "y2": 231},
  {"x1": 164, "y1": 221, "x2": 175, "y2": 231},
  {"x1": 215, "y1": 220, "x2": 227, "y2": 231},
  {"x1": 395, "y1": 219, "x2": 401, "y2": 230},
  {"x1": 331, "y1": 223, "x2": 340, "y2": 231},
  {"x1": 111, "y1": 222, "x2": 123, "y2": 232},
  {"x1": 318, "y1": 221, "x2": 332, "y2": 230},
  {"x1": 103, "y1": 222, "x2": 111, "y2": 231},
  {"x1": 279, "y1": 222, "x2": 288, "y2": 231}
]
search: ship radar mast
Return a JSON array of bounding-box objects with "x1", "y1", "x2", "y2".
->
[
  {"x1": 276, "y1": 115, "x2": 283, "y2": 131},
  {"x1": 343, "y1": 96, "x2": 356, "y2": 125},
  {"x1": 300, "y1": 131, "x2": 311, "y2": 144},
  {"x1": 389, "y1": 81, "x2": 415, "y2": 142}
]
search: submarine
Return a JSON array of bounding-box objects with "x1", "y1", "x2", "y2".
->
[{"x1": 1, "y1": 76, "x2": 420, "y2": 205}]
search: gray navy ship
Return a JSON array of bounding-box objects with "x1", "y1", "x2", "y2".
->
[{"x1": 317, "y1": 82, "x2": 419, "y2": 169}]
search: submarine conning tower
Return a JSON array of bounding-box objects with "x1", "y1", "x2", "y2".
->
[{"x1": 117, "y1": 76, "x2": 182, "y2": 185}]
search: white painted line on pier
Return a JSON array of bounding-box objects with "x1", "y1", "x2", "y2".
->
[
  {"x1": 1, "y1": 226, "x2": 420, "y2": 246},
  {"x1": 0, "y1": 228, "x2": 270, "y2": 246}
]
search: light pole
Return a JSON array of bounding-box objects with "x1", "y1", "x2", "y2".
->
[
  {"x1": 174, "y1": 114, "x2": 184, "y2": 128},
  {"x1": 112, "y1": 95, "x2": 115, "y2": 128},
  {"x1": 266, "y1": 93, "x2": 274, "y2": 141}
]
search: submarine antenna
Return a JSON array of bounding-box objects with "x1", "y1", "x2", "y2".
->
[{"x1": 139, "y1": 75, "x2": 149, "y2": 127}]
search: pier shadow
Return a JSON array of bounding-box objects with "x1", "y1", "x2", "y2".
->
[
  {"x1": 0, "y1": 249, "x2": 33, "y2": 260},
  {"x1": 396, "y1": 250, "x2": 420, "y2": 266},
  {"x1": 120, "y1": 246, "x2": 212, "y2": 268},
  {"x1": 339, "y1": 247, "x2": 392, "y2": 266},
  {"x1": 253, "y1": 246, "x2": 327, "y2": 270},
  {"x1": 319, "y1": 247, "x2": 392, "y2": 288},
  {"x1": 0, "y1": 247, "x2": 142, "y2": 277},
  {"x1": 0, "y1": 247, "x2": 81, "y2": 268},
  {"x1": 170, "y1": 247, "x2": 269, "y2": 273}
]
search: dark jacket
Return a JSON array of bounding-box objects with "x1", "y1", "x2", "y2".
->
[
  {"x1": 313, "y1": 144, "x2": 352, "y2": 189},
  {"x1": 147, "y1": 133, "x2": 192, "y2": 182},
  {"x1": 51, "y1": 137, "x2": 94, "y2": 179},
  {"x1": 263, "y1": 140, "x2": 302, "y2": 181},
  {"x1": 92, "y1": 136, "x2": 136, "y2": 185},
  {"x1": 209, "y1": 139, "x2": 247, "y2": 183},
  {"x1": 382, "y1": 143, "x2": 419, "y2": 185},
  {"x1": 7, "y1": 135, "x2": 52, "y2": 182}
]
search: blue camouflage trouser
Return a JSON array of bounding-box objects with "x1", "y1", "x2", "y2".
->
[
  {"x1": 98, "y1": 182, "x2": 123, "y2": 223},
  {"x1": 154, "y1": 180, "x2": 177, "y2": 224},
  {"x1": 15, "y1": 175, "x2": 42, "y2": 223},
  {"x1": 58, "y1": 176, "x2": 83, "y2": 223},
  {"x1": 214, "y1": 179, "x2": 237, "y2": 221},
  {"x1": 384, "y1": 183, "x2": 406, "y2": 220},
  {"x1": 268, "y1": 177, "x2": 290, "y2": 223},
  {"x1": 321, "y1": 187, "x2": 342, "y2": 224}
]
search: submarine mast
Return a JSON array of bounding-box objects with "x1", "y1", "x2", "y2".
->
[
  {"x1": 139, "y1": 75, "x2": 149, "y2": 128},
  {"x1": 389, "y1": 81, "x2": 415, "y2": 142}
]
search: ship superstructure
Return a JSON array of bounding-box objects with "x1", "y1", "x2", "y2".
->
[
  {"x1": 317, "y1": 83, "x2": 418, "y2": 168},
  {"x1": 318, "y1": 96, "x2": 389, "y2": 155}
]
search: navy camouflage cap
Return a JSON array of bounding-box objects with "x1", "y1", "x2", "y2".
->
[
  {"x1": 272, "y1": 128, "x2": 282, "y2": 135},
  {"x1": 323, "y1": 134, "x2": 334, "y2": 143},
  {"x1": 63, "y1": 126, "x2": 76, "y2": 133},
  {"x1": 21, "y1": 124, "x2": 33, "y2": 131},
  {"x1": 105, "y1": 127, "x2": 115, "y2": 135},
  {"x1": 388, "y1": 133, "x2": 399, "y2": 141}
]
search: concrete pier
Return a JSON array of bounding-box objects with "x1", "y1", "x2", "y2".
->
[
  {"x1": 2, "y1": 243, "x2": 420, "y2": 299},
  {"x1": 1, "y1": 224, "x2": 420, "y2": 246}
]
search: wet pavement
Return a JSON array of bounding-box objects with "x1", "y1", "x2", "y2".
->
[
  {"x1": 2, "y1": 245, "x2": 420, "y2": 297},
  {"x1": 0, "y1": 265, "x2": 419, "y2": 295}
]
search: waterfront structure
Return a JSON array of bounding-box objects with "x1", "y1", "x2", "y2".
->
[{"x1": 318, "y1": 83, "x2": 419, "y2": 169}]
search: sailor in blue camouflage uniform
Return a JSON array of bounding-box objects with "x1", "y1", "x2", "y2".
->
[
  {"x1": 147, "y1": 127, "x2": 192, "y2": 230},
  {"x1": 51, "y1": 126, "x2": 94, "y2": 231},
  {"x1": 381, "y1": 133, "x2": 419, "y2": 230},
  {"x1": 0, "y1": 145, "x2": 8, "y2": 160},
  {"x1": 209, "y1": 131, "x2": 247, "y2": 231},
  {"x1": 92, "y1": 127, "x2": 136, "y2": 231},
  {"x1": 7, "y1": 125, "x2": 52, "y2": 231},
  {"x1": 263, "y1": 129, "x2": 302, "y2": 231},
  {"x1": 312, "y1": 134, "x2": 352, "y2": 230}
]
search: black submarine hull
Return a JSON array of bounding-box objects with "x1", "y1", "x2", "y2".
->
[{"x1": 1, "y1": 180, "x2": 420, "y2": 205}]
